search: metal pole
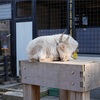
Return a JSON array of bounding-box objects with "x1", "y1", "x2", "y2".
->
[
  {"x1": 69, "y1": 0, "x2": 73, "y2": 35},
  {"x1": 72, "y1": 0, "x2": 76, "y2": 38},
  {"x1": 32, "y1": 0, "x2": 37, "y2": 39},
  {"x1": 67, "y1": 0, "x2": 70, "y2": 34},
  {"x1": 4, "y1": 56, "x2": 9, "y2": 81}
]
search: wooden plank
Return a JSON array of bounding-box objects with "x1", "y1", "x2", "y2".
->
[
  {"x1": 21, "y1": 60, "x2": 100, "y2": 92},
  {"x1": 69, "y1": 91, "x2": 76, "y2": 100},
  {"x1": 20, "y1": 58, "x2": 100, "y2": 100},
  {"x1": 58, "y1": 89, "x2": 90, "y2": 100},
  {"x1": 23, "y1": 84, "x2": 40, "y2": 100},
  {"x1": 83, "y1": 63, "x2": 100, "y2": 91},
  {"x1": 59, "y1": 89, "x2": 68, "y2": 100},
  {"x1": 21, "y1": 61, "x2": 83, "y2": 92},
  {"x1": 82, "y1": 91, "x2": 90, "y2": 100}
]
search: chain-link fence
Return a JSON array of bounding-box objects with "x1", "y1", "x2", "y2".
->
[
  {"x1": 36, "y1": 0, "x2": 68, "y2": 36},
  {"x1": 15, "y1": 0, "x2": 100, "y2": 54},
  {"x1": 75, "y1": 0, "x2": 100, "y2": 54}
]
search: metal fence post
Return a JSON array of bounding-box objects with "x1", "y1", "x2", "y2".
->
[{"x1": 4, "y1": 55, "x2": 9, "y2": 81}]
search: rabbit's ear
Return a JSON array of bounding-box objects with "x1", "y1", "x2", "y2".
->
[{"x1": 63, "y1": 35, "x2": 70, "y2": 44}]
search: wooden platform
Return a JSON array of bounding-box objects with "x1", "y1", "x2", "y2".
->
[{"x1": 20, "y1": 57, "x2": 100, "y2": 100}]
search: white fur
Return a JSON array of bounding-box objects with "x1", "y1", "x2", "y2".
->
[
  {"x1": 26, "y1": 34, "x2": 78, "y2": 62},
  {"x1": 57, "y1": 35, "x2": 78, "y2": 61}
]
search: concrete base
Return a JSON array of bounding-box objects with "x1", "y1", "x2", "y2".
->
[
  {"x1": 2, "y1": 90, "x2": 100, "y2": 100},
  {"x1": 1, "y1": 80, "x2": 100, "y2": 100},
  {"x1": 2, "y1": 91, "x2": 22, "y2": 100},
  {"x1": 91, "y1": 88, "x2": 100, "y2": 99},
  {"x1": 2, "y1": 87, "x2": 48, "y2": 100}
]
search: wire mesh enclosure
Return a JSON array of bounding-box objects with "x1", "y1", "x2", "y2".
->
[
  {"x1": 36, "y1": 0, "x2": 68, "y2": 36},
  {"x1": 16, "y1": 0, "x2": 32, "y2": 18},
  {"x1": 75, "y1": 0, "x2": 100, "y2": 54},
  {"x1": 15, "y1": 0, "x2": 100, "y2": 54}
]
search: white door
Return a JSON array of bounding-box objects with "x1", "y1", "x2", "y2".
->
[{"x1": 16, "y1": 22, "x2": 32, "y2": 76}]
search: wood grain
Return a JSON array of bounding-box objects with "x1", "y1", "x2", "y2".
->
[{"x1": 23, "y1": 84, "x2": 40, "y2": 100}]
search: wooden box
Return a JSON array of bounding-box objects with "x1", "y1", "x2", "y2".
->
[{"x1": 20, "y1": 57, "x2": 100, "y2": 100}]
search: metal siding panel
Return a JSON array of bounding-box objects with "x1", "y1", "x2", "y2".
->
[
  {"x1": 0, "y1": 4, "x2": 11, "y2": 19},
  {"x1": 76, "y1": 28, "x2": 100, "y2": 54}
]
